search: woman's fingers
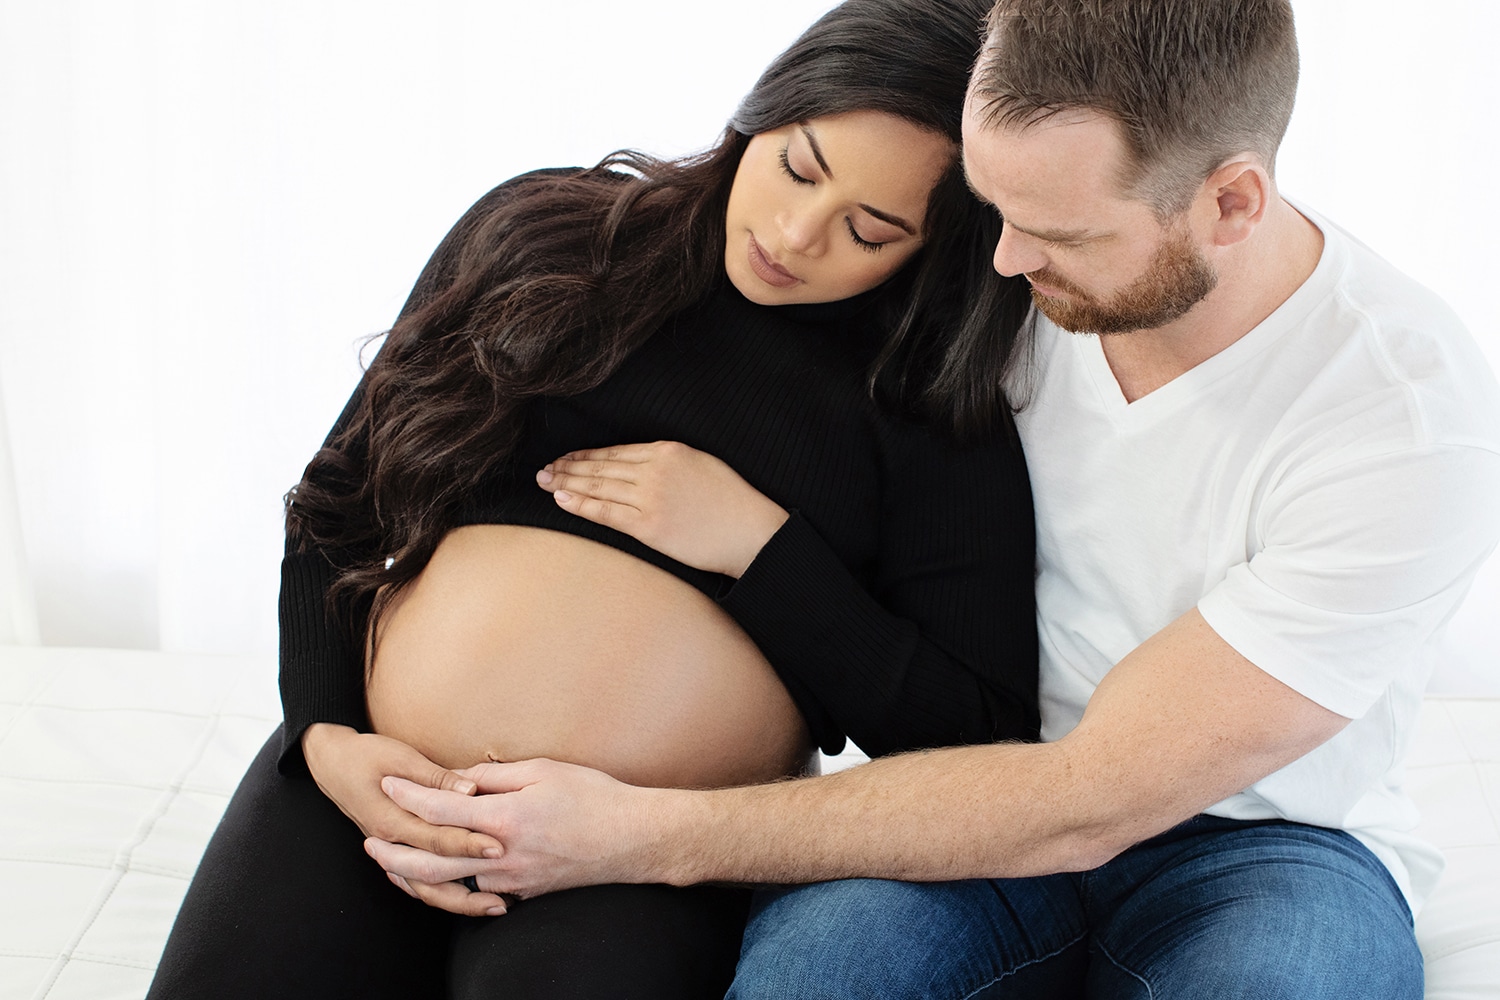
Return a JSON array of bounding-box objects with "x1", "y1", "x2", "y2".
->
[
  {"x1": 536, "y1": 461, "x2": 640, "y2": 501},
  {"x1": 550, "y1": 443, "x2": 658, "y2": 465}
]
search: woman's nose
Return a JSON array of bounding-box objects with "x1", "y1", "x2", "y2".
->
[{"x1": 778, "y1": 206, "x2": 827, "y2": 257}]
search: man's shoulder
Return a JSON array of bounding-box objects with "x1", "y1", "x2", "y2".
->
[
  {"x1": 1298, "y1": 203, "x2": 1466, "y2": 346},
  {"x1": 1283, "y1": 204, "x2": 1499, "y2": 449}
]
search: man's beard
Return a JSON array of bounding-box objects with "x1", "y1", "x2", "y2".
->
[{"x1": 1028, "y1": 225, "x2": 1218, "y2": 335}]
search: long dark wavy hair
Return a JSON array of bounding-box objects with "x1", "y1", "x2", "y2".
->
[{"x1": 287, "y1": 0, "x2": 1031, "y2": 640}]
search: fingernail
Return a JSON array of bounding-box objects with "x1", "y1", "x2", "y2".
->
[
  {"x1": 555, "y1": 490, "x2": 572, "y2": 503},
  {"x1": 483, "y1": 847, "x2": 503, "y2": 859},
  {"x1": 487, "y1": 906, "x2": 507, "y2": 917},
  {"x1": 536, "y1": 469, "x2": 553, "y2": 484},
  {"x1": 455, "y1": 779, "x2": 477, "y2": 795}
]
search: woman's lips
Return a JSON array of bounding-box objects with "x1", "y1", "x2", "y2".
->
[{"x1": 747, "y1": 235, "x2": 801, "y2": 289}]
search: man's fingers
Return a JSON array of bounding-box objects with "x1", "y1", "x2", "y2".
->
[
  {"x1": 383, "y1": 775, "x2": 486, "y2": 828},
  {"x1": 408, "y1": 877, "x2": 509, "y2": 917},
  {"x1": 371, "y1": 788, "x2": 500, "y2": 858},
  {"x1": 454, "y1": 760, "x2": 546, "y2": 794},
  {"x1": 366, "y1": 837, "x2": 504, "y2": 886},
  {"x1": 386, "y1": 871, "x2": 418, "y2": 899},
  {"x1": 425, "y1": 821, "x2": 504, "y2": 860},
  {"x1": 383, "y1": 865, "x2": 507, "y2": 917}
]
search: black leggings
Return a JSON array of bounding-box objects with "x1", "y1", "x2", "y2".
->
[{"x1": 147, "y1": 728, "x2": 751, "y2": 1000}]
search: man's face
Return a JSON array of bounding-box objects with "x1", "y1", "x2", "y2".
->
[{"x1": 960, "y1": 100, "x2": 1217, "y2": 335}]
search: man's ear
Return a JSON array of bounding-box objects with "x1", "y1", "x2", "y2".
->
[{"x1": 1197, "y1": 158, "x2": 1272, "y2": 248}]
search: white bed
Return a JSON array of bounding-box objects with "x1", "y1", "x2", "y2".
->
[{"x1": 1, "y1": 642, "x2": 1498, "y2": 999}]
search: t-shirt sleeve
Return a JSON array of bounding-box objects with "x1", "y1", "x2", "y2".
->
[
  {"x1": 1198, "y1": 443, "x2": 1500, "y2": 719},
  {"x1": 718, "y1": 419, "x2": 1040, "y2": 758}
]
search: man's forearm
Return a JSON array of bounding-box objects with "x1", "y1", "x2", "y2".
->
[
  {"x1": 649, "y1": 740, "x2": 1129, "y2": 886},
  {"x1": 644, "y1": 611, "x2": 1347, "y2": 887},
  {"x1": 372, "y1": 610, "x2": 1348, "y2": 896}
]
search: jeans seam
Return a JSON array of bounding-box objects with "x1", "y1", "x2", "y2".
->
[
  {"x1": 955, "y1": 929, "x2": 1088, "y2": 1000},
  {"x1": 1093, "y1": 938, "x2": 1153, "y2": 999}
]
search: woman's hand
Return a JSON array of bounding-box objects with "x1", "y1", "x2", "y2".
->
[
  {"x1": 301, "y1": 723, "x2": 503, "y2": 862},
  {"x1": 536, "y1": 441, "x2": 788, "y2": 578}
]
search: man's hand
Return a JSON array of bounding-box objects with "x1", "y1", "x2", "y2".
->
[{"x1": 363, "y1": 757, "x2": 669, "y2": 899}]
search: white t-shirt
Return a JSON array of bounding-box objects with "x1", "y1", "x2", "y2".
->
[{"x1": 1014, "y1": 203, "x2": 1500, "y2": 912}]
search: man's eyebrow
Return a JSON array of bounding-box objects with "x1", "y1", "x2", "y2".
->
[
  {"x1": 1006, "y1": 220, "x2": 1099, "y2": 244},
  {"x1": 802, "y1": 122, "x2": 919, "y2": 236},
  {"x1": 962, "y1": 168, "x2": 1098, "y2": 244}
]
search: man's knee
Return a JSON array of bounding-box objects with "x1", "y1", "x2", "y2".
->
[
  {"x1": 730, "y1": 876, "x2": 1084, "y2": 1000},
  {"x1": 1093, "y1": 821, "x2": 1422, "y2": 1000}
]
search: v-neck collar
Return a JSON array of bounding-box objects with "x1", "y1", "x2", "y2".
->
[{"x1": 1062, "y1": 199, "x2": 1347, "y2": 425}]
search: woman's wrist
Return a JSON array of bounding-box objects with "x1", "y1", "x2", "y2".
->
[{"x1": 726, "y1": 503, "x2": 790, "y2": 579}]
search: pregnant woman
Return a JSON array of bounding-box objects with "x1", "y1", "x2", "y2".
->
[{"x1": 149, "y1": 2, "x2": 1038, "y2": 997}]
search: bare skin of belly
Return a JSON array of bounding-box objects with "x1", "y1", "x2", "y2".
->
[{"x1": 364, "y1": 524, "x2": 814, "y2": 789}]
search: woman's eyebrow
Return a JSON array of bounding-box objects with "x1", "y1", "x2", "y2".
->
[
  {"x1": 800, "y1": 123, "x2": 918, "y2": 236},
  {"x1": 800, "y1": 123, "x2": 836, "y2": 178}
]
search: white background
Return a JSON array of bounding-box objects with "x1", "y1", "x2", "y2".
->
[{"x1": 1, "y1": 0, "x2": 1496, "y2": 692}]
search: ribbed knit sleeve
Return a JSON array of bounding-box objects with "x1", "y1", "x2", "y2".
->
[
  {"x1": 276, "y1": 549, "x2": 368, "y2": 773},
  {"x1": 719, "y1": 419, "x2": 1039, "y2": 758}
]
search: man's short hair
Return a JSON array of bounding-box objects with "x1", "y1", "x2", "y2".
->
[{"x1": 971, "y1": 0, "x2": 1299, "y2": 216}]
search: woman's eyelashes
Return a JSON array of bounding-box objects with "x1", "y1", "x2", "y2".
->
[
  {"x1": 778, "y1": 146, "x2": 887, "y2": 254},
  {"x1": 845, "y1": 219, "x2": 884, "y2": 253},
  {"x1": 778, "y1": 146, "x2": 813, "y2": 185}
]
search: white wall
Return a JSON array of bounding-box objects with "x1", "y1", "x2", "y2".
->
[{"x1": 1, "y1": 1, "x2": 1496, "y2": 690}]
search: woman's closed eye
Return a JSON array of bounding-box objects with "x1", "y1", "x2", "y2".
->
[
  {"x1": 778, "y1": 143, "x2": 892, "y2": 253},
  {"x1": 778, "y1": 146, "x2": 813, "y2": 185},
  {"x1": 845, "y1": 219, "x2": 885, "y2": 253}
]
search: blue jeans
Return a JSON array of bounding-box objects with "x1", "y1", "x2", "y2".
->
[{"x1": 729, "y1": 816, "x2": 1421, "y2": 999}]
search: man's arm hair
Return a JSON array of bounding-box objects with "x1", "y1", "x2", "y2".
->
[{"x1": 641, "y1": 609, "x2": 1346, "y2": 885}]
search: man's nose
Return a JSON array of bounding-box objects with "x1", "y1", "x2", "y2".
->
[{"x1": 991, "y1": 222, "x2": 1047, "y2": 277}]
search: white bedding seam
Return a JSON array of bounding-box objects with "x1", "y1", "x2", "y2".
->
[{"x1": 32, "y1": 692, "x2": 234, "y2": 999}]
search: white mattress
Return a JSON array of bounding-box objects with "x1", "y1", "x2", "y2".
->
[{"x1": 1, "y1": 644, "x2": 1497, "y2": 999}]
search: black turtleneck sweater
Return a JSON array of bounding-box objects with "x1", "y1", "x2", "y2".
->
[{"x1": 277, "y1": 172, "x2": 1039, "y2": 773}]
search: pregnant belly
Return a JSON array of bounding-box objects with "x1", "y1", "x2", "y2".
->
[{"x1": 365, "y1": 524, "x2": 813, "y2": 788}]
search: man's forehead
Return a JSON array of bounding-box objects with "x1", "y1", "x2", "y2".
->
[{"x1": 961, "y1": 106, "x2": 1137, "y2": 230}]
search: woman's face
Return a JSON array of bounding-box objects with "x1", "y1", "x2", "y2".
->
[{"x1": 724, "y1": 109, "x2": 954, "y2": 306}]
